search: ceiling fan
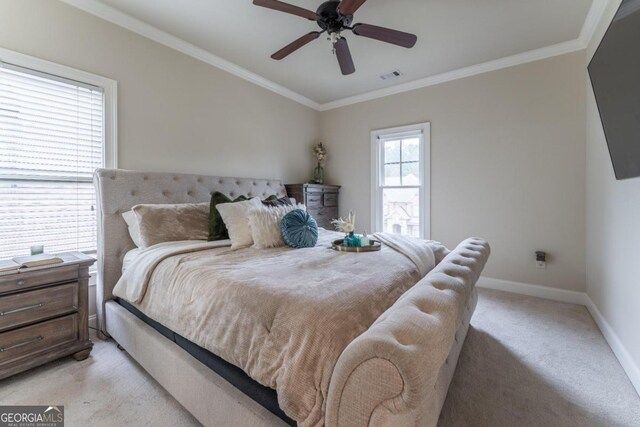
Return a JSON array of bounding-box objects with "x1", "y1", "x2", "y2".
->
[{"x1": 253, "y1": 0, "x2": 418, "y2": 75}]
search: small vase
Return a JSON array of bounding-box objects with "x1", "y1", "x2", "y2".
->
[
  {"x1": 345, "y1": 232, "x2": 362, "y2": 247},
  {"x1": 343, "y1": 231, "x2": 356, "y2": 247},
  {"x1": 313, "y1": 162, "x2": 325, "y2": 184}
]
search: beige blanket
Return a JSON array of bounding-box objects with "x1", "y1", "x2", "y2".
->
[{"x1": 113, "y1": 230, "x2": 447, "y2": 426}]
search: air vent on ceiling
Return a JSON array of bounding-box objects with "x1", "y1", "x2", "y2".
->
[{"x1": 380, "y1": 70, "x2": 403, "y2": 80}]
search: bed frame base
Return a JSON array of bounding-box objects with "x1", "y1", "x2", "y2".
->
[
  {"x1": 105, "y1": 301, "x2": 288, "y2": 427},
  {"x1": 105, "y1": 290, "x2": 477, "y2": 427}
]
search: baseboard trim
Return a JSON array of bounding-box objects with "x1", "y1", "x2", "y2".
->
[
  {"x1": 476, "y1": 276, "x2": 585, "y2": 305},
  {"x1": 89, "y1": 314, "x2": 97, "y2": 330},
  {"x1": 477, "y1": 276, "x2": 640, "y2": 397},
  {"x1": 583, "y1": 295, "x2": 640, "y2": 395}
]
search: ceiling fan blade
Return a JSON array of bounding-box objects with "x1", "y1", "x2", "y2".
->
[
  {"x1": 271, "y1": 32, "x2": 321, "y2": 60},
  {"x1": 352, "y1": 23, "x2": 417, "y2": 48},
  {"x1": 334, "y1": 38, "x2": 355, "y2": 75},
  {"x1": 338, "y1": 0, "x2": 367, "y2": 16},
  {"x1": 253, "y1": 0, "x2": 317, "y2": 20}
]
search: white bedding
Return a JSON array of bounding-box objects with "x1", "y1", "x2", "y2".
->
[{"x1": 121, "y1": 248, "x2": 142, "y2": 273}]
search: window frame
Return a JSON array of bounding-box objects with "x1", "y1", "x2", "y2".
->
[
  {"x1": 0, "y1": 47, "x2": 118, "y2": 256},
  {"x1": 0, "y1": 47, "x2": 117, "y2": 173},
  {"x1": 370, "y1": 122, "x2": 431, "y2": 239}
]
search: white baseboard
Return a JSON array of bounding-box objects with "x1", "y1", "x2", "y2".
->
[
  {"x1": 476, "y1": 276, "x2": 640, "y2": 398},
  {"x1": 476, "y1": 276, "x2": 586, "y2": 305},
  {"x1": 583, "y1": 295, "x2": 640, "y2": 395},
  {"x1": 89, "y1": 314, "x2": 97, "y2": 330}
]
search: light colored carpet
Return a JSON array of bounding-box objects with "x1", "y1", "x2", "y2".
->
[
  {"x1": 1, "y1": 289, "x2": 638, "y2": 426},
  {"x1": 439, "y1": 288, "x2": 640, "y2": 427},
  {"x1": 0, "y1": 330, "x2": 199, "y2": 427}
]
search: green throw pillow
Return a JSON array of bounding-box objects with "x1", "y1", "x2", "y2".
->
[{"x1": 208, "y1": 193, "x2": 280, "y2": 241}]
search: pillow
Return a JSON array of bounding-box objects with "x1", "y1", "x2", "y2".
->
[
  {"x1": 216, "y1": 197, "x2": 262, "y2": 249},
  {"x1": 247, "y1": 204, "x2": 305, "y2": 249},
  {"x1": 122, "y1": 210, "x2": 143, "y2": 247},
  {"x1": 281, "y1": 209, "x2": 318, "y2": 248},
  {"x1": 261, "y1": 195, "x2": 293, "y2": 207},
  {"x1": 132, "y1": 202, "x2": 209, "y2": 248},
  {"x1": 209, "y1": 192, "x2": 249, "y2": 241},
  {"x1": 209, "y1": 192, "x2": 288, "y2": 240}
]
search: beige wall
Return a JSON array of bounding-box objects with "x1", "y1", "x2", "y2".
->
[
  {"x1": 0, "y1": 0, "x2": 319, "y2": 182},
  {"x1": 320, "y1": 52, "x2": 587, "y2": 291},
  {"x1": 585, "y1": 0, "x2": 640, "y2": 383},
  {"x1": 0, "y1": 0, "x2": 319, "y2": 320}
]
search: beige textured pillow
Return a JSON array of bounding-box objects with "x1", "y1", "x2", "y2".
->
[
  {"x1": 216, "y1": 197, "x2": 262, "y2": 249},
  {"x1": 248, "y1": 204, "x2": 306, "y2": 249},
  {"x1": 132, "y1": 202, "x2": 209, "y2": 248}
]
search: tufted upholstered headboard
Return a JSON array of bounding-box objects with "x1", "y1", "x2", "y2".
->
[{"x1": 93, "y1": 168, "x2": 287, "y2": 335}]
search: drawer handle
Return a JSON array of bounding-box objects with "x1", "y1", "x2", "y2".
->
[
  {"x1": 0, "y1": 335, "x2": 43, "y2": 352},
  {"x1": 16, "y1": 279, "x2": 25, "y2": 286},
  {"x1": 0, "y1": 303, "x2": 44, "y2": 316}
]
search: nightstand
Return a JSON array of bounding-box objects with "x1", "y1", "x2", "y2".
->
[
  {"x1": 285, "y1": 183, "x2": 341, "y2": 229},
  {"x1": 0, "y1": 252, "x2": 94, "y2": 380}
]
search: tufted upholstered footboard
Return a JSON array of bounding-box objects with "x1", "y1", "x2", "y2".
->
[{"x1": 325, "y1": 238, "x2": 490, "y2": 427}]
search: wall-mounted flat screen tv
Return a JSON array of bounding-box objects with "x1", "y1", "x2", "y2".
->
[{"x1": 588, "y1": 0, "x2": 640, "y2": 180}]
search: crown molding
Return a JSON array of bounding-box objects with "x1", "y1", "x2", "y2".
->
[
  {"x1": 318, "y1": 38, "x2": 585, "y2": 111},
  {"x1": 59, "y1": 0, "x2": 320, "y2": 110},
  {"x1": 61, "y1": 0, "x2": 608, "y2": 112},
  {"x1": 320, "y1": 0, "x2": 609, "y2": 111},
  {"x1": 579, "y1": 0, "x2": 609, "y2": 46}
]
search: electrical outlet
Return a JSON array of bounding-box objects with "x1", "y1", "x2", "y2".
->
[{"x1": 535, "y1": 251, "x2": 547, "y2": 269}]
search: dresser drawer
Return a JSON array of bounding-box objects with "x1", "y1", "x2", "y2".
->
[
  {"x1": 0, "y1": 283, "x2": 78, "y2": 332},
  {"x1": 0, "y1": 314, "x2": 78, "y2": 365},
  {"x1": 323, "y1": 193, "x2": 338, "y2": 207},
  {"x1": 306, "y1": 193, "x2": 323, "y2": 208},
  {"x1": 0, "y1": 265, "x2": 79, "y2": 294},
  {"x1": 309, "y1": 208, "x2": 338, "y2": 229}
]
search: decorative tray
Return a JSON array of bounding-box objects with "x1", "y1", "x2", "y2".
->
[{"x1": 331, "y1": 239, "x2": 382, "y2": 253}]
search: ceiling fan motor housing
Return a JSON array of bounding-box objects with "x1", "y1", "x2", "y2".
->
[
  {"x1": 253, "y1": 0, "x2": 417, "y2": 75},
  {"x1": 316, "y1": 0, "x2": 352, "y2": 34}
]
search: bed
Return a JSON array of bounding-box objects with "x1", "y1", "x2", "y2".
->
[{"x1": 94, "y1": 168, "x2": 490, "y2": 426}]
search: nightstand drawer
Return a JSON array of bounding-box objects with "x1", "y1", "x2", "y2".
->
[
  {"x1": 0, "y1": 265, "x2": 78, "y2": 294},
  {"x1": 0, "y1": 283, "x2": 78, "y2": 332},
  {"x1": 0, "y1": 314, "x2": 78, "y2": 365}
]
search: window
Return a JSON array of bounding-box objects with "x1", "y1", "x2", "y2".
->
[
  {"x1": 0, "y1": 49, "x2": 116, "y2": 259},
  {"x1": 371, "y1": 123, "x2": 430, "y2": 239}
]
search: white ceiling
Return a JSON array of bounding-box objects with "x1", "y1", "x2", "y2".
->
[{"x1": 80, "y1": 0, "x2": 594, "y2": 105}]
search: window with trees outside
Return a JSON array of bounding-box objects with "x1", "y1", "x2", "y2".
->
[
  {"x1": 0, "y1": 49, "x2": 116, "y2": 259},
  {"x1": 371, "y1": 123, "x2": 430, "y2": 239}
]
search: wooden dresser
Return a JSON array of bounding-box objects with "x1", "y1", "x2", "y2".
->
[
  {"x1": 0, "y1": 252, "x2": 94, "y2": 380},
  {"x1": 285, "y1": 183, "x2": 341, "y2": 229}
]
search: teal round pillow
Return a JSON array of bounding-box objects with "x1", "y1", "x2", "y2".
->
[{"x1": 281, "y1": 209, "x2": 318, "y2": 248}]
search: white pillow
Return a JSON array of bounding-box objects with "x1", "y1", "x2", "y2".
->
[
  {"x1": 122, "y1": 210, "x2": 143, "y2": 247},
  {"x1": 216, "y1": 197, "x2": 262, "y2": 249},
  {"x1": 247, "y1": 204, "x2": 306, "y2": 249}
]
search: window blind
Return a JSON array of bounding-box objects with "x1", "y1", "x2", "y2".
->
[{"x1": 0, "y1": 62, "x2": 104, "y2": 259}]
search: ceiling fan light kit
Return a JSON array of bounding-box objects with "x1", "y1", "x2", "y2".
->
[{"x1": 253, "y1": 0, "x2": 418, "y2": 76}]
